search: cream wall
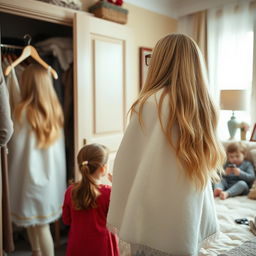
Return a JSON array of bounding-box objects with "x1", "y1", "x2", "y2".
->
[
  {"x1": 123, "y1": 3, "x2": 177, "y2": 94},
  {"x1": 81, "y1": 0, "x2": 177, "y2": 94},
  {"x1": 123, "y1": 3, "x2": 177, "y2": 48}
]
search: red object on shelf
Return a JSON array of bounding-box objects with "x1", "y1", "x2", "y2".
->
[
  {"x1": 115, "y1": 0, "x2": 123, "y2": 6},
  {"x1": 107, "y1": 0, "x2": 123, "y2": 6}
]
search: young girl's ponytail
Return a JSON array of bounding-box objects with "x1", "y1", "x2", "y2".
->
[{"x1": 72, "y1": 144, "x2": 109, "y2": 210}]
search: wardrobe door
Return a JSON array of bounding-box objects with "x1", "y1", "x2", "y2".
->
[{"x1": 74, "y1": 13, "x2": 135, "y2": 181}]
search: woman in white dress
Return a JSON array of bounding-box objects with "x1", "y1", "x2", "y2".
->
[
  {"x1": 107, "y1": 34, "x2": 226, "y2": 256},
  {"x1": 8, "y1": 63, "x2": 66, "y2": 256}
]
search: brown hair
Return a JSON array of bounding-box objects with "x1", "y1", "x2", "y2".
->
[
  {"x1": 71, "y1": 143, "x2": 109, "y2": 210},
  {"x1": 226, "y1": 142, "x2": 246, "y2": 155}
]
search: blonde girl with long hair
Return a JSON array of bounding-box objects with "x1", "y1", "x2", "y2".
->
[
  {"x1": 107, "y1": 34, "x2": 226, "y2": 255},
  {"x1": 62, "y1": 143, "x2": 119, "y2": 256},
  {"x1": 8, "y1": 63, "x2": 66, "y2": 256}
]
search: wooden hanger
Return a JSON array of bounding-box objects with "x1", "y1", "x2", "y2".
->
[{"x1": 4, "y1": 35, "x2": 58, "y2": 79}]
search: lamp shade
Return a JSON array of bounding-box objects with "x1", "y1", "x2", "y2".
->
[{"x1": 220, "y1": 90, "x2": 249, "y2": 111}]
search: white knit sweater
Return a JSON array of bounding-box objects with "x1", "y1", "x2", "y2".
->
[{"x1": 107, "y1": 90, "x2": 219, "y2": 256}]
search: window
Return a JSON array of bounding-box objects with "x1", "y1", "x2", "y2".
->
[{"x1": 218, "y1": 31, "x2": 254, "y2": 140}]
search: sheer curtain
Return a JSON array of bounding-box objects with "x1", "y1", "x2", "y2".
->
[
  {"x1": 251, "y1": 1, "x2": 256, "y2": 128},
  {"x1": 178, "y1": 11, "x2": 208, "y2": 62},
  {"x1": 178, "y1": 11, "x2": 210, "y2": 108},
  {"x1": 207, "y1": 1, "x2": 254, "y2": 140}
]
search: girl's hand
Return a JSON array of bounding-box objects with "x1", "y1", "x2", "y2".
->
[
  {"x1": 107, "y1": 173, "x2": 113, "y2": 183},
  {"x1": 233, "y1": 168, "x2": 241, "y2": 176}
]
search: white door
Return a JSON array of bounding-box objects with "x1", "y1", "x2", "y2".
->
[{"x1": 74, "y1": 13, "x2": 136, "y2": 181}]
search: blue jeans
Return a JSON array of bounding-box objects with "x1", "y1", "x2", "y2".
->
[{"x1": 215, "y1": 180, "x2": 249, "y2": 197}]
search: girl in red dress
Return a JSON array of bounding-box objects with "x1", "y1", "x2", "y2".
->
[{"x1": 62, "y1": 143, "x2": 119, "y2": 256}]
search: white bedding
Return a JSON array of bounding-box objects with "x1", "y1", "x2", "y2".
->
[{"x1": 200, "y1": 196, "x2": 256, "y2": 256}]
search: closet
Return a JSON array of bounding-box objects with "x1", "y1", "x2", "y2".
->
[
  {"x1": 0, "y1": 0, "x2": 135, "y2": 252},
  {"x1": 0, "y1": 0, "x2": 135, "y2": 177},
  {"x1": 1, "y1": 12, "x2": 75, "y2": 181}
]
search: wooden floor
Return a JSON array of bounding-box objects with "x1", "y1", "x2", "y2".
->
[
  {"x1": 7, "y1": 237, "x2": 67, "y2": 256},
  {"x1": 7, "y1": 224, "x2": 68, "y2": 256},
  {"x1": 8, "y1": 244, "x2": 66, "y2": 256}
]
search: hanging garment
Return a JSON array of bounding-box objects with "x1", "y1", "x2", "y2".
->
[
  {"x1": 0, "y1": 63, "x2": 14, "y2": 253},
  {"x1": 2, "y1": 59, "x2": 21, "y2": 113},
  {"x1": 7, "y1": 67, "x2": 66, "y2": 227},
  {"x1": 107, "y1": 89, "x2": 219, "y2": 256},
  {"x1": 42, "y1": 55, "x2": 64, "y2": 106},
  {"x1": 35, "y1": 37, "x2": 73, "y2": 71},
  {"x1": 0, "y1": 62, "x2": 13, "y2": 145},
  {"x1": 1, "y1": 147, "x2": 15, "y2": 252},
  {"x1": 2, "y1": 55, "x2": 26, "y2": 86},
  {"x1": 63, "y1": 64, "x2": 74, "y2": 180}
]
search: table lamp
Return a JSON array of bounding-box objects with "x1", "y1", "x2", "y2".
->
[{"x1": 220, "y1": 90, "x2": 249, "y2": 140}]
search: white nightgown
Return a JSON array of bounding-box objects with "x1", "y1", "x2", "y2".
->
[{"x1": 7, "y1": 67, "x2": 66, "y2": 227}]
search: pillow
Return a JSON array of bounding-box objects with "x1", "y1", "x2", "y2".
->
[
  {"x1": 248, "y1": 149, "x2": 256, "y2": 169},
  {"x1": 248, "y1": 181, "x2": 256, "y2": 199},
  {"x1": 221, "y1": 140, "x2": 256, "y2": 167},
  {"x1": 248, "y1": 149, "x2": 256, "y2": 200}
]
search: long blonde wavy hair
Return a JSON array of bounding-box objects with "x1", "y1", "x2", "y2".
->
[
  {"x1": 14, "y1": 63, "x2": 63, "y2": 148},
  {"x1": 131, "y1": 34, "x2": 225, "y2": 190}
]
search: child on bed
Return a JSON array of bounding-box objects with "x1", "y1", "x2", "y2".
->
[{"x1": 214, "y1": 142, "x2": 255, "y2": 200}]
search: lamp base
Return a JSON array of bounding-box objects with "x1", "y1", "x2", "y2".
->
[{"x1": 227, "y1": 112, "x2": 239, "y2": 140}]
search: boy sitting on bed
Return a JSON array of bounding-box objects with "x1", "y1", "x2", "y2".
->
[{"x1": 214, "y1": 142, "x2": 255, "y2": 200}]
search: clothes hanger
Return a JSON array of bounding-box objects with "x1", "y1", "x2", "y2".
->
[{"x1": 4, "y1": 34, "x2": 58, "y2": 79}]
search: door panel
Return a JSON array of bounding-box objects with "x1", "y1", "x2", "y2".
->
[
  {"x1": 93, "y1": 37, "x2": 124, "y2": 134},
  {"x1": 74, "y1": 13, "x2": 135, "y2": 181}
]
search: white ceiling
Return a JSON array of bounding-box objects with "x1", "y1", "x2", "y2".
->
[
  {"x1": 125, "y1": 0, "x2": 241, "y2": 19},
  {"x1": 124, "y1": 0, "x2": 178, "y2": 18}
]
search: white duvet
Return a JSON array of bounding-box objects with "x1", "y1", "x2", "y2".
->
[{"x1": 200, "y1": 196, "x2": 256, "y2": 255}]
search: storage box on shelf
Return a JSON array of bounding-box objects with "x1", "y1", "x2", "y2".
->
[{"x1": 89, "y1": 1, "x2": 128, "y2": 24}]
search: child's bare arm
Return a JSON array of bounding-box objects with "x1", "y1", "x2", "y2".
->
[{"x1": 107, "y1": 173, "x2": 113, "y2": 183}]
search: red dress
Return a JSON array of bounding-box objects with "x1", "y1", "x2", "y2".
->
[{"x1": 62, "y1": 185, "x2": 119, "y2": 256}]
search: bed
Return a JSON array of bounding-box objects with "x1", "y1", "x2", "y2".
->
[
  {"x1": 200, "y1": 196, "x2": 256, "y2": 256},
  {"x1": 198, "y1": 141, "x2": 256, "y2": 255}
]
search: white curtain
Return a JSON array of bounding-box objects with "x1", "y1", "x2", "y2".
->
[
  {"x1": 207, "y1": 1, "x2": 254, "y2": 140},
  {"x1": 178, "y1": 11, "x2": 209, "y2": 105},
  {"x1": 251, "y1": 2, "x2": 256, "y2": 127},
  {"x1": 178, "y1": 14, "x2": 194, "y2": 38},
  {"x1": 178, "y1": 11, "x2": 207, "y2": 62},
  {"x1": 208, "y1": 1, "x2": 254, "y2": 99}
]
